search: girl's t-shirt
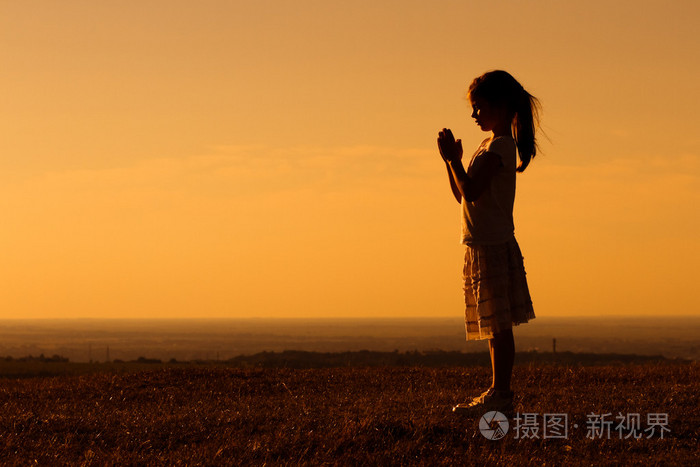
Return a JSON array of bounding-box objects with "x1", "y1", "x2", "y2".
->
[{"x1": 461, "y1": 136, "x2": 517, "y2": 245}]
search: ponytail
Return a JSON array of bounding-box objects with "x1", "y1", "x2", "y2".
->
[
  {"x1": 513, "y1": 89, "x2": 541, "y2": 173},
  {"x1": 468, "y1": 70, "x2": 541, "y2": 172}
]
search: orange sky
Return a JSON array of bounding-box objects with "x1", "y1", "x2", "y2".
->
[{"x1": 1, "y1": 1, "x2": 699, "y2": 319}]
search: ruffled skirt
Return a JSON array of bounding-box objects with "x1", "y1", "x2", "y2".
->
[{"x1": 463, "y1": 237, "x2": 535, "y2": 340}]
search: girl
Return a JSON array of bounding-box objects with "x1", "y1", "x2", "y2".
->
[{"x1": 437, "y1": 70, "x2": 539, "y2": 415}]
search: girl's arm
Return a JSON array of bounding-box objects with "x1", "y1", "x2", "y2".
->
[
  {"x1": 438, "y1": 128, "x2": 501, "y2": 202},
  {"x1": 445, "y1": 161, "x2": 462, "y2": 203},
  {"x1": 438, "y1": 128, "x2": 464, "y2": 203},
  {"x1": 446, "y1": 155, "x2": 501, "y2": 202}
]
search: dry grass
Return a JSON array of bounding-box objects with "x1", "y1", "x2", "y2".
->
[{"x1": 0, "y1": 363, "x2": 697, "y2": 465}]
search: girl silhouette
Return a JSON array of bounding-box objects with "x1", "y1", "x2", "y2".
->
[{"x1": 438, "y1": 70, "x2": 539, "y2": 415}]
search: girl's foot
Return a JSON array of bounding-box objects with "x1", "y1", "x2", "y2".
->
[
  {"x1": 472, "y1": 388, "x2": 494, "y2": 402},
  {"x1": 452, "y1": 388, "x2": 514, "y2": 416}
]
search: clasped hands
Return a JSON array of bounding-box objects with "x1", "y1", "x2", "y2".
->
[{"x1": 437, "y1": 128, "x2": 463, "y2": 163}]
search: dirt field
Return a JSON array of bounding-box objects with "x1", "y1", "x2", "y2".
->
[{"x1": 0, "y1": 363, "x2": 697, "y2": 465}]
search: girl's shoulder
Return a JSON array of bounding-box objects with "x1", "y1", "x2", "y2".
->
[
  {"x1": 488, "y1": 135, "x2": 515, "y2": 145},
  {"x1": 485, "y1": 136, "x2": 517, "y2": 170},
  {"x1": 487, "y1": 135, "x2": 516, "y2": 154}
]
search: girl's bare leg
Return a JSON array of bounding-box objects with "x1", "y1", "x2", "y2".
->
[{"x1": 488, "y1": 329, "x2": 515, "y2": 391}]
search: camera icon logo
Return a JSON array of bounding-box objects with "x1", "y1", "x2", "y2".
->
[{"x1": 479, "y1": 411, "x2": 509, "y2": 440}]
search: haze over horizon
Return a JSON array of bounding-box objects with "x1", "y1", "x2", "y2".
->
[
  {"x1": 1, "y1": 315, "x2": 698, "y2": 362},
  {"x1": 2, "y1": 1, "x2": 699, "y2": 320}
]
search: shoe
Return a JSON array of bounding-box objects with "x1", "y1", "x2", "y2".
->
[
  {"x1": 471, "y1": 389, "x2": 492, "y2": 402},
  {"x1": 452, "y1": 388, "x2": 514, "y2": 416},
  {"x1": 467, "y1": 387, "x2": 505, "y2": 405}
]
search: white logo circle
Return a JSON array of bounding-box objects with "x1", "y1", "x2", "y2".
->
[{"x1": 479, "y1": 411, "x2": 509, "y2": 440}]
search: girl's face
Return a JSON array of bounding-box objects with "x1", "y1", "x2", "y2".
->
[{"x1": 470, "y1": 96, "x2": 508, "y2": 134}]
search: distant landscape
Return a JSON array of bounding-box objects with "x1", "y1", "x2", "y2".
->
[{"x1": 0, "y1": 315, "x2": 697, "y2": 363}]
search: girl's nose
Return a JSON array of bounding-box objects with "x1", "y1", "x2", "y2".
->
[{"x1": 471, "y1": 108, "x2": 478, "y2": 119}]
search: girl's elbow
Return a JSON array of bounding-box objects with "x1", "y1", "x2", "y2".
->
[
  {"x1": 462, "y1": 190, "x2": 479, "y2": 202},
  {"x1": 461, "y1": 184, "x2": 485, "y2": 202}
]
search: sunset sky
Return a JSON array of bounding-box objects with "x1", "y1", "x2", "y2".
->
[{"x1": 1, "y1": 0, "x2": 698, "y2": 319}]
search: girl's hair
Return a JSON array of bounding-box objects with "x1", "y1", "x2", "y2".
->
[{"x1": 468, "y1": 70, "x2": 541, "y2": 172}]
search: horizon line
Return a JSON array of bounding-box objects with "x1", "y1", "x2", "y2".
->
[{"x1": 1, "y1": 315, "x2": 698, "y2": 322}]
